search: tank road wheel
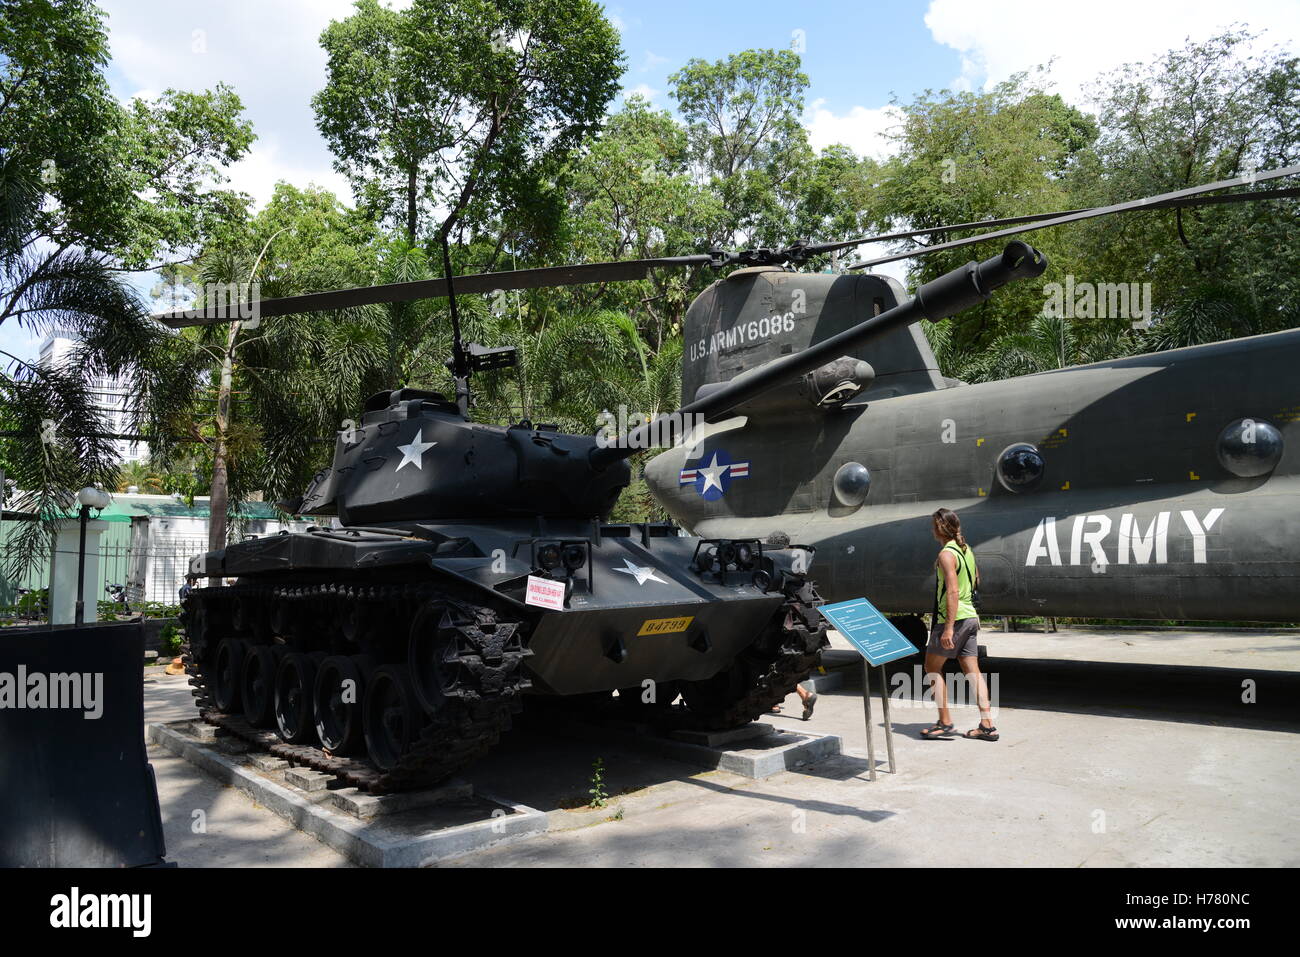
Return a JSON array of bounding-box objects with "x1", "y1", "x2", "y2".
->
[
  {"x1": 274, "y1": 652, "x2": 321, "y2": 744},
  {"x1": 269, "y1": 600, "x2": 293, "y2": 640},
  {"x1": 212, "y1": 638, "x2": 247, "y2": 713},
  {"x1": 314, "y1": 656, "x2": 368, "y2": 755},
  {"x1": 340, "y1": 603, "x2": 373, "y2": 644},
  {"x1": 241, "y1": 644, "x2": 282, "y2": 728},
  {"x1": 231, "y1": 595, "x2": 256, "y2": 635},
  {"x1": 407, "y1": 603, "x2": 461, "y2": 713},
  {"x1": 363, "y1": 665, "x2": 424, "y2": 772}
]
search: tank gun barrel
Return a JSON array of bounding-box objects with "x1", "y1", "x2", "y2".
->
[{"x1": 589, "y1": 241, "x2": 1048, "y2": 471}]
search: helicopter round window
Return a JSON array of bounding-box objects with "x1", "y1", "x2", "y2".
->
[
  {"x1": 996, "y1": 443, "x2": 1045, "y2": 492},
  {"x1": 1217, "y1": 418, "x2": 1283, "y2": 478},
  {"x1": 832, "y1": 462, "x2": 871, "y2": 507}
]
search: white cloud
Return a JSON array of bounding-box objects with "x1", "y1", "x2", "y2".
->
[
  {"x1": 623, "y1": 82, "x2": 661, "y2": 104},
  {"x1": 226, "y1": 141, "x2": 354, "y2": 210},
  {"x1": 924, "y1": 0, "x2": 1300, "y2": 104},
  {"x1": 640, "y1": 50, "x2": 670, "y2": 72},
  {"x1": 101, "y1": 0, "x2": 365, "y2": 214},
  {"x1": 805, "y1": 101, "x2": 903, "y2": 162}
]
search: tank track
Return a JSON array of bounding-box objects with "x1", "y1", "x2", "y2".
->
[
  {"x1": 671, "y1": 582, "x2": 828, "y2": 730},
  {"x1": 182, "y1": 581, "x2": 528, "y2": 793}
]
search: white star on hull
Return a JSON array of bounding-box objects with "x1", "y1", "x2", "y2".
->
[
  {"x1": 613, "y1": 557, "x2": 667, "y2": 586},
  {"x1": 395, "y1": 430, "x2": 437, "y2": 471}
]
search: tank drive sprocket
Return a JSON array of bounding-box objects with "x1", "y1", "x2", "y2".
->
[{"x1": 673, "y1": 580, "x2": 828, "y2": 729}]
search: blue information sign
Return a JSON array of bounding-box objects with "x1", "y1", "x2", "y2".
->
[{"x1": 817, "y1": 597, "x2": 920, "y2": 666}]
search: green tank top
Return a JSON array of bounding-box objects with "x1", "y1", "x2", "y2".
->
[{"x1": 935, "y1": 542, "x2": 978, "y2": 623}]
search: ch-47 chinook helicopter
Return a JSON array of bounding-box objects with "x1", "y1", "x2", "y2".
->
[
  {"x1": 641, "y1": 165, "x2": 1300, "y2": 640},
  {"x1": 155, "y1": 165, "x2": 1295, "y2": 787}
]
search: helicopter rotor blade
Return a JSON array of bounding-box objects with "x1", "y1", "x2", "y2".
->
[
  {"x1": 842, "y1": 165, "x2": 1300, "y2": 270},
  {"x1": 818, "y1": 185, "x2": 1295, "y2": 252},
  {"x1": 153, "y1": 254, "x2": 716, "y2": 328}
]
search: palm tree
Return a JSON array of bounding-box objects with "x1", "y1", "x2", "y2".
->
[
  {"x1": 0, "y1": 162, "x2": 182, "y2": 577},
  {"x1": 116, "y1": 459, "x2": 165, "y2": 494}
]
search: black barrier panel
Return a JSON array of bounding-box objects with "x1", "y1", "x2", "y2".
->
[{"x1": 0, "y1": 622, "x2": 167, "y2": 867}]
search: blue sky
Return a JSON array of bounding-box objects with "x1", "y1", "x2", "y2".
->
[
  {"x1": 6, "y1": 0, "x2": 1298, "y2": 365},
  {"x1": 604, "y1": 1, "x2": 959, "y2": 117}
]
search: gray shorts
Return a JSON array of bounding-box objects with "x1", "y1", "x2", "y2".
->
[{"x1": 927, "y1": 617, "x2": 979, "y2": 658}]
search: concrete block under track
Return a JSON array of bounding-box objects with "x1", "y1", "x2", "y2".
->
[
  {"x1": 546, "y1": 714, "x2": 842, "y2": 778},
  {"x1": 147, "y1": 720, "x2": 547, "y2": 867}
]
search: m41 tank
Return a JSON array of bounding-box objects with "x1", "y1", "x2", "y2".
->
[{"x1": 178, "y1": 242, "x2": 1046, "y2": 791}]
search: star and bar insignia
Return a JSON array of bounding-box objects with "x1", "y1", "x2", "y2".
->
[{"x1": 679, "y1": 450, "x2": 750, "y2": 501}]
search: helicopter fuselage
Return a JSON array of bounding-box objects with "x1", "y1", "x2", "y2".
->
[{"x1": 646, "y1": 323, "x2": 1299, "y2": 622}]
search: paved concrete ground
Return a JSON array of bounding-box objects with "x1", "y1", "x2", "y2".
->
[
  {"x1": 879, "y1": 625, "x2": 1300, "y2": 669},
  {"x1": 144, "y1": 628, "x2": 1300, "y2": 868},
  {"x1": 145, "y1": 673, "x2": 353, "y2": 867}
]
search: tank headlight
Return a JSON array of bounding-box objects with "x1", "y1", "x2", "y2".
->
[
  {"x1": 538, "y1": 544, "x2": 561, "y2": 570},
  {"x1": 562, "y1": 544, "x2": 587, "y2": 571},
  {"x1": 693, "y1": 546, "x2": 718, "y2": 574}
]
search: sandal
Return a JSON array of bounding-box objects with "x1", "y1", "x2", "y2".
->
[
  {"x1": 965, "y1": 723, "x2": 999, "y2": 741},
  {"x1": 920, "y1": 721, "x2": 954, "y2": 739},
  {"x1": 769, "y1": 704, "x2": 783, "y2": 714},
  {"x1": 801, "y1": 692, "x2": 818, "y2": 721}
]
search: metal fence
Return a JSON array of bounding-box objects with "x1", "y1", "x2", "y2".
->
[
  {"x1": 99, "y1": 536, "x2": 207, "y2": 606},
  {"x1": 1, "y1": 534, "x2": 208, "y2": 619}
]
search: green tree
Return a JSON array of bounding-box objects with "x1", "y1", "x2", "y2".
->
[
  {"x1": 0, "y1": 0, "x2": 254, "y2": 570},
  {"x1": 1082, "y1": 29, "x2": 1300, "y2": 348},
  {"x1": 670, "y1": 49, "x2": 813, "y2": 247},
  {"x1": 159, "y1": 184, "x2": 388, "y2": 546},
  {"x1": 0, "y1": 0, "x2": 254, "y2": 269},
  {"x1": 562, "y1": 95, "x2": 725, "y2": 345},
  {"x1": 868, "y1": 72, "x2": 1098, "y2": 359},
  {"x1": 313, "y1": 0, "x2": 623, "y2": 250}
]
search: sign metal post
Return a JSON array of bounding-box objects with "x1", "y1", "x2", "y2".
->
[{"x1": 817, "y1": 597, "x2": 916, "y2": 781}]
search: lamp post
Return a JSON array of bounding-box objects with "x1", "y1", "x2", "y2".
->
[{"x1": 74, "y1": 486, "x2": 111, "y2": 627}]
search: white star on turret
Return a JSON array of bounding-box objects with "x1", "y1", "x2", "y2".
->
[
  {"x1": 613, "y1": 558, "x2": 666, "y2": 586},
  {"x1": 697, "y1": 452, "x2": 728, "y2": 493},
  {"x1": 395, "y1": 430, "x2": 437, "y2": 471}
]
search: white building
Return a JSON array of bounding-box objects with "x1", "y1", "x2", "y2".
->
[{"x1": 38, "y1": 331, "x2": 148, "y2": 464}]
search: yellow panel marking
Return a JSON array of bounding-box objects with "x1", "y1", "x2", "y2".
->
[
  {"x1": 637, "y1": 616, "x2": 695, "y2": 637},
  {"x1": 1058, "y1": 428, "x2": 1068, "y2": 437},
  {"x1": 1189, "y1": 470, "x2": 1199, "y2": 480},
  {"x1": 976, "y1": 437, "x2": 985, "y2": 446},
  {"x1": 978, "y1": 487, "x2": 986, "y2": 496},
  {"x1": 1186, "y1": 412, "x2": 1196, "y2": 422},
  {"x1": 1061, "y1": 480, "x2": 1070, "y2": 490}
]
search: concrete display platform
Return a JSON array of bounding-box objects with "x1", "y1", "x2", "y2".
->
[
  {"x1": 148, "y1": 720, "x2": 547, "y2": 867},
  {"x1": 544, "y1": 712, "x2": 842, "y2": 778}
]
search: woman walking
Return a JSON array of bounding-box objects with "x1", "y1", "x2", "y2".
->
[{"x1": 919, "y1": 508, "x2": 998, "y2": 741}]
